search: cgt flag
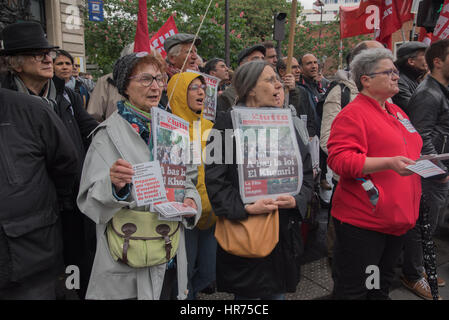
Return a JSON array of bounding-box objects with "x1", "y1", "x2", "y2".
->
[
  {"x1": 340, "y1": 5, "x2": 376, "y2": 39},
  {"x1": 433, "y1": 0, "x2": 449, "y2": 41},
  {"x1": 149, "y1": 16, "x2": 178, "y2": 58}
]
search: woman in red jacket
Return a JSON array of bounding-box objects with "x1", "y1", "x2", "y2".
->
[{"x1": 327, "y1": 48, "x2": 423, "y2": 299}]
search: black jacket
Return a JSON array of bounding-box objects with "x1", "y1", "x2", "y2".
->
[
  {"x1": 1, "y1": 74, "x2": 98, "y2": 296},
  {"x1": 0, "y1": 88, "x2": 78, "y2": 288},
  {"x1": 289, "y1": 85, "x2": 318, "y2": 137},
  {"x1": 204, "y1": 108, "x2": 313, "y2": 297},
  {"x1": 392, "y1": 66, "x2": 422, "y2": 111},
  {"x1": 407, "y1": 75, "x2": 449, "y2": 179}
]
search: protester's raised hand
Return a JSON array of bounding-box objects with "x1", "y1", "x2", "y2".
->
[
  {"x1": 282, "y1": 73, "x2": 296, "y2": 90},
  {"x1": 110, "y1": 158, "x2": 134, "y2": 192},
  {"x1": 274, "y1": 195, "x2": 296, "y2": 209},
  {"x1": 245, "y1": 198, "x2": 278, "y2": 215}
]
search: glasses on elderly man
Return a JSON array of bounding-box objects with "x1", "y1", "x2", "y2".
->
[
  {"x1": 367, "y1": 69, "x2": 400, "y2": 78},
  {"x1": 128, "y1": 73, "x2": 167, "y2": 87},
  {"x1": 21, "y1": 50, "x2": 57, "y2": 62}
]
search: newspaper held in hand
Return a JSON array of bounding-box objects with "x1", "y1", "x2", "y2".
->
[
  {"x1": 406, "y1": 160, "x2": 446, "y2": 178},
  {"x1": 231, "y1": 107, "x2": 303, "y2": 204},
  {"x1": 154, "y1": 202, "x2": 197, "y2": 219},
  {"x1": 131, "y1": 161, "x2": 168, "y2": 207}
]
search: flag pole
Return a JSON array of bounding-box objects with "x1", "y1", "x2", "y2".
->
[{"x1": 285, "y1": 0, "x2": 298, "y2": 107}]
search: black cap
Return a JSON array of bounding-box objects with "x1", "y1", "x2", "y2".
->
[
  {"x1": 0, "y1": 22, "x2": 59, "y2": 55},
  {"x1": 396, "y1": 41, "x2": 428, "y2": 59},
  {"x1": 163, "y1": 33, "x2": 201, "y2": 54},
  {"x1": 237, "y1": 44, "x2": 266, "y2": 65}
]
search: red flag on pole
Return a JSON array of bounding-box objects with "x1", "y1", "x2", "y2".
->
[
  {"x1": 433, "y1": 0, "x2": 449, "y2": 41},
  {"x1": 396, "y1": 0, "x2": 414, "y2": 23},
  {"x1": 149, "y1": 16, "x2": 179, "y2": 58},
  {"x1": 376, "y1": 1, "x2": 402, "y2": 49},
  {"x1": 133, "y1": 0, "x2": 151, "y2": 53},
  {"x1": 340, "y1": 5, "x2": 376, "y2": 39}
]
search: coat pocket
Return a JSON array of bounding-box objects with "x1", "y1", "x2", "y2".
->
[{"x1": 1, "y1": 208, "x2": 61, "y2": 285}]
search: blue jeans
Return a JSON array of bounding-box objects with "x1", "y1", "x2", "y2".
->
[{"x1": 185, "y1": 226, "x2": 217, "y2": 299}]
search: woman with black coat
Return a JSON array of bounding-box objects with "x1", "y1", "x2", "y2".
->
[{"x1": 205, "y1": 61, "x2": 313, "y2": 299}]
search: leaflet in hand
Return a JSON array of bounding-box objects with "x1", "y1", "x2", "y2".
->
[
  {"x1": 406, "y1": 160, "x2": 446, "y2": 178},
  {"x1": 131, "y1": 161, "x2": 167, "y2": 207},
  {"x1": 154, "y1": 201, "x2": 197, "y2": 218}
]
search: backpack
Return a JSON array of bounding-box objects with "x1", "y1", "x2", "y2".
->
[{"x1": 316, "y1": 81, "x2": 351, "y2": 120}]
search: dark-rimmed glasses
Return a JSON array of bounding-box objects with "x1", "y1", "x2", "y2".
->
[
  {"x1": 128, "y1": 73, "x2": 167, "y2": 87},
  {"x1": 21, "y1": 50, "x2": 57, "y2": 62},
  {"x1": 367, "y1": 69, "x2": 399, "y2": 78}
]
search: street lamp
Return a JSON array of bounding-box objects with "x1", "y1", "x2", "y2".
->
[{"x1": 314, "y1": 0, "x2": 324, "y2": 44}]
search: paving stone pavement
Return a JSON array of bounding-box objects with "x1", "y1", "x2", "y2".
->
[{"x1": 198, "y1": 227, "x2": 449, "y2": 301}]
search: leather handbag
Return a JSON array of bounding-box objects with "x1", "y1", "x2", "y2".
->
[
  {"x1": 106, "y1": 208, "x2": 180, "y2": 268},
  {"x1": 214, "y1": 209, "x2": 279, "y2": 258}
]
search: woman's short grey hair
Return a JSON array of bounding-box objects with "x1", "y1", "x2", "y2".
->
[
  {"x1": 233, "y1": 60, "x2": 270, "y2": 105},
  {"x1": 350, "y1": 48, "x2": 394, "y2": 91}
]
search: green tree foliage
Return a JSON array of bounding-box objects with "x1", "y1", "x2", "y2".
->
[{"x1": 84, "y1": 0, "x2": 370, "y2": 76}]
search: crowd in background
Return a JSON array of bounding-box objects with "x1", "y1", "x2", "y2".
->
[{"x1": 1, "y1": 19, "x2": 449, "y2": 301}]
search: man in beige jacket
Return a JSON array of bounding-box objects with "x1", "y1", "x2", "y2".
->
[{"x1": 86, "y1": 73, "x2": 123, "y2": 122}]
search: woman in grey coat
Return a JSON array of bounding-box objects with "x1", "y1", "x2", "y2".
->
[{"x1": 77, "y1": 52, "x2": 201, "y2": 300}]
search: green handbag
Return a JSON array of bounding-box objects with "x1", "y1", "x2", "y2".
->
[{"x1": 106, "y1": 208, "x2": 180, "y2": 268}]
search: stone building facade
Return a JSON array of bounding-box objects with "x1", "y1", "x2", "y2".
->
[{"x1": 0, "y1": 0, "x2": 86, "y2": 71}]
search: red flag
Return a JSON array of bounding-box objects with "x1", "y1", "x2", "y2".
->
[
  {"x1": 376, "y1": 1, "x2": 402, "y2": 49},
  {"x1": 356, "y1": 0, "x2": 383, "y2": 17},
  {"x1": 396, "y1": 0, "x2": 414, "y2": 23},
  {"x1": 340, "y1": 5, "x2": 376, "y2": 39},
  {"x1": 149, "y1": 16, "x2": 179, "y2": 58},
  {"x1": 433, "y1": 0, "x2": 449, "y2": 41},
  {"x1": 133, "y1": 0, "x2": 151, "y2": 53}
]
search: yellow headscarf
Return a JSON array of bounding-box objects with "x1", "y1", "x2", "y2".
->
[{"x1": 167, "y1": 72, "x2": 216, "y2": 229}]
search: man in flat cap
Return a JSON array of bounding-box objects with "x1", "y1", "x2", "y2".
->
[
  {"x1": 216, "y1": 44, "x2": 266, "y2": 114},
  {"x1": 392, "y1": 41, "x2": 428, "y2": 112},
  {"x1": 401, "y1": 39, "x2": 449, "y2": 300},
  {"x1": 0, "y1": 21, "x2": 98, "y2": 299},
  {"x1": 164, "y1": 33, "x2": 201, "y2": 78}
]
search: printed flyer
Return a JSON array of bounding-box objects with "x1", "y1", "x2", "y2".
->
[
  {"x1": 131, "y1": 161, "x2": 167, "y2": 207},
  {"x1": 231, "y1": 107, "x2": 302, "y2": 203}
]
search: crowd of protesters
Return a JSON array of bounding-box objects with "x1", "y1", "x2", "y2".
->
[{"x1": 0, "y1": 19, "x2": 448, "y2": 301}]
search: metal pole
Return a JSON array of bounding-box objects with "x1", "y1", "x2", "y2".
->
[
  {"x1": 225, "y1": 0, "x2": 230, "y2": 67},
  {"x1": 319, "y1": 6, "x2": 323, "y2": 44}
]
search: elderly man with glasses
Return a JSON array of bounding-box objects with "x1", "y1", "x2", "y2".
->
[{"x1": 0, "y1": 22, "x2": 98, "y2": 299}]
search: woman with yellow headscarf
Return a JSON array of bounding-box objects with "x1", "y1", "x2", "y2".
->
[{"x1": 167, "y1": 72, "x2": 216, "y2": 299}]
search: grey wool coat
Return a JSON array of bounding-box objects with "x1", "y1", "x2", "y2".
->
[{"x1": 77, "y1": 110, "x2": 201, "y2": 300}]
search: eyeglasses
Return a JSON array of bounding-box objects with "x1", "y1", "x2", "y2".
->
[
  {"x1": 21, "y1": 50, "x2": 57, "y2": 62},
  {"x1": 128, "y1": 73, "x2": 167, "y2": 87},
  {"x1": 264, "y1": 75, "x2": 283, "y2": 86},
  {"x1": 367, "y1": 69, "x2": 400, "y2": 78},
  {"x1": 188, "y1": 84, "x2": 207, "y2": 91}
]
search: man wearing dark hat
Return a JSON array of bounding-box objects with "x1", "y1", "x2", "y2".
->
[
  {"x1": 401, "y1": 39, "x2": 449, "y2": 300},
  {"x1": 164, "y1": 33, "x2": 201, "y2": 78},
  {"x1": 0, "y1": 21, "x2": 98, "y2": 299},
  {"x1": 216, "y1": 44, "x2": 266, "y2": 113},
  {"x1": 392, "y1": 41, "x2": 428, "y2": 112}
]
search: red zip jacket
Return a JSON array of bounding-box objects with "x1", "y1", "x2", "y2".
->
[{"x1": 327, "y1": 94, "x2": 423, "y2": 236}]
